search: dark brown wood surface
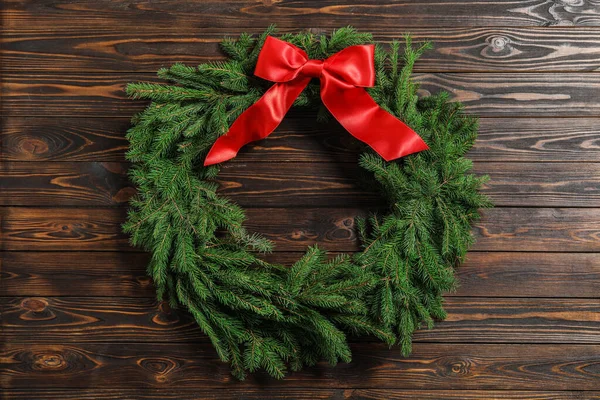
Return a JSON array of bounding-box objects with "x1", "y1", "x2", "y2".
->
[{"x1": 1, "y1": 1, "x2": 599, "y2": 399}]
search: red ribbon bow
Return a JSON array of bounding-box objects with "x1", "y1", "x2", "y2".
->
[{"x1": 204, "y1": 36, "x2": 429, "y2": 166}]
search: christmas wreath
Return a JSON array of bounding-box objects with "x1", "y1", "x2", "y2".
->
[{"x1": 124, "y1": 27, "x2": 491, "y2": 380}]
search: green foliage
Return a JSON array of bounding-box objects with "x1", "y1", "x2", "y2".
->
[{"x1": 125, "y1": 27, "x2": 491, "y2": 380}]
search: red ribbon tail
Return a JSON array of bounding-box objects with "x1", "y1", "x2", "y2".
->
[
  {"x1": 321, "y1": 79, "x2": 428, "y2": 161},
  {"x1": 204, "y1": 79, "x2": 310, "y2": 166}
]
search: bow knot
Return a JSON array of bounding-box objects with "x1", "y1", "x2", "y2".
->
[
  {"x1": 204, "y1": 36, "x2": 428, "y2": 166},
  {"x1": 301, "y1": 59, "x2": 324, "y2": 78}
]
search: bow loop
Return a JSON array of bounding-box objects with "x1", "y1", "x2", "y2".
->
[
  {"x1": 255, "y1": 36, "x2": 309, "y2": 82},
  {"x1": 324, "y1": 44, "x2": 375, "y2": 87}
]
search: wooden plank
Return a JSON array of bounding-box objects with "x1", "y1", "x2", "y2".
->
[
  {"x1": 418, "y1": 298, "x2": 600, "y2": 343},
  {"x1": 351, "y1": 391, "x2": 600, "y2": 400},
  {"x1": 0, "y1": 73, "x2": 151, "y2": 117},
  {"x1": 0, "y1": 117, "x2": 131, "y2": 162},
  {"x1": 2, "y1": 161, "x2": 599, "y2": 207},
  {"x1": 5, "y1": 73, "x2": 600, "y2": 117},
  {"x1": 2, "y1": 343, "x2": 599, "y2": 389},
  {"x1": 456, "y1": 252, "x2": 600, "y2": 297},
  {"x1": 475, "y1": 118, "x2": 600, "y2": 162},
  {"x1": 5, "y1": 28, "x2": 600, "y2": 73},
  {"x1": 3, "y1": 252, "x2": 599, "y2": 298},
  {"x1": 472, "y1": 162, "x2": 600, "y2": 207},
  {"x1": 0, "y1": 252, "x2": 151, "y2": 297},
  {"x1": 2, "y1": 207, "x2": 599, "y2": 252},
  {"x1": 0, "y1": 297, "x2": 200, "y2": 343},
  {"x1": 0, "y1": 114, "x2": 348, "y2": 162},
  {"x1": 3, "y1": 117, "x2": 599, "y2": 163},
  {"x1": 175, "y1": 161, "x2": 600, "y2": 208},
  {"x1": 414, "y1": 73, "x2": 600, "y2": 117},
  {"x1": 472, "y1": 208, "x2": 600, "y2": 253},
  {"x1": 0, "y1": 389, "x2": 344, "y2": 400},
  {"x1": 3, "y1": 0, "x2": 600, "y2": 29},
  {"x1": 0, "y1": 207, "x2": 132, "y2": 252},
  {"x1": 2, "y1": 296, "x2": 599, "y2": 344},
  {"x1": 4, "y1": 389, "x2": 600, "y2": 400},
  {"x1": 0, "y1": 161, "x2": 377, "y2": 207},
  {"x1": 0, "y1": 162, "x2": 134, "y2": 206}
]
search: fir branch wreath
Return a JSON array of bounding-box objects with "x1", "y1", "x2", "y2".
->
[{"x1": 124, "y1": 27, "x2": 492, "y2": 380}]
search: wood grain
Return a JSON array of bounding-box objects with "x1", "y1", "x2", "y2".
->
[
  {"x1": 472, "y1": 162, "x2": 600, "y2": 207},
  {"x1": 6, "y1": 73, "x2": 600, "y2": 117},
  {"x1": 3, "y1": 252, "x2": 599, "y2": 298},
  {"x1": 3, "y1": 117, "x2": 600, "y2": 163},
  {"x1": 2, "y1": 207, "x2": 599, "y2": 252},
  {"x1": 475, "y1": 118, "x2": 600, "y2": 162},
  {"x1": 2, "y1": 343, "x2": 600, "y2": 389},
  {"x1": 0, "y1": 162, "x2": 134, "y2": 206},
  {"x1": 472, "y1": 208, "x2": 600, "y2": 253},
  {"x1": 4, "y1": 0, "x2": 600, "y2": 29},
  {"x1": 2, "y1": 161, "x2": 598, "y2": 207},
  {"x1": 1, "y1": 207, "x2": 132, "y2": 252},
  {"x1": 180, "y1": 161, "x2": 600, "y2": 208},
  {"x1": 414, "y1": 73, "x2": 600, "y2": 117},
  {"x1": 417, "y1": 298, "x2": 600, "y2": 343},
  {"x1": 4, "y1": 389, "x2": 600, "y2": 400},
  {"x1": 1, "y1": 117, "x2": 131, "y2": 161},
  {"x1": 0, "y1": 252, "x2": 151, "y2": 297},
  {"x1": 5, "y1": 28, "x2": 600, "y2": 73},
  {"x1": 456, "y1": 252, "x2": 600, "y2": 298},
  {"x1": 1, "y1": 73, "x2": 150, "y2": 117},
  {"x1": 2, "y1": 296, "x2": 599, "y2": 344}
]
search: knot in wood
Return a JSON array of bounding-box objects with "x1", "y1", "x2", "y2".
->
[
  {"x1": 33, "y1": 353, "x2": 67, "y2": 371},
  {"x1": 152, "y1": 301, "x2": 180, "y2": 326},
  {"x1": 21, "y1": 298, "x2": 48, "y2": 312},
  {"x1": 136, "y1": 275, "x2": 152, "y2": 287},
  {"x1": 139, "y1": 357, "x2": 178, "y2": 382},
  {"x1": 18, "y1": 136, "x2": 49, "y2": 158},
  {"x1": 438, "y1": 356, "x2": 473, "y2": 377},
  {"x1": 490, "y1": 36, "x2": 509, "y2": 52}
]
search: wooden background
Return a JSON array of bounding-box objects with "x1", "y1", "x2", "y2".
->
[{"x1": 2, "y1": 1, "x2": 600, "y2": 399}]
